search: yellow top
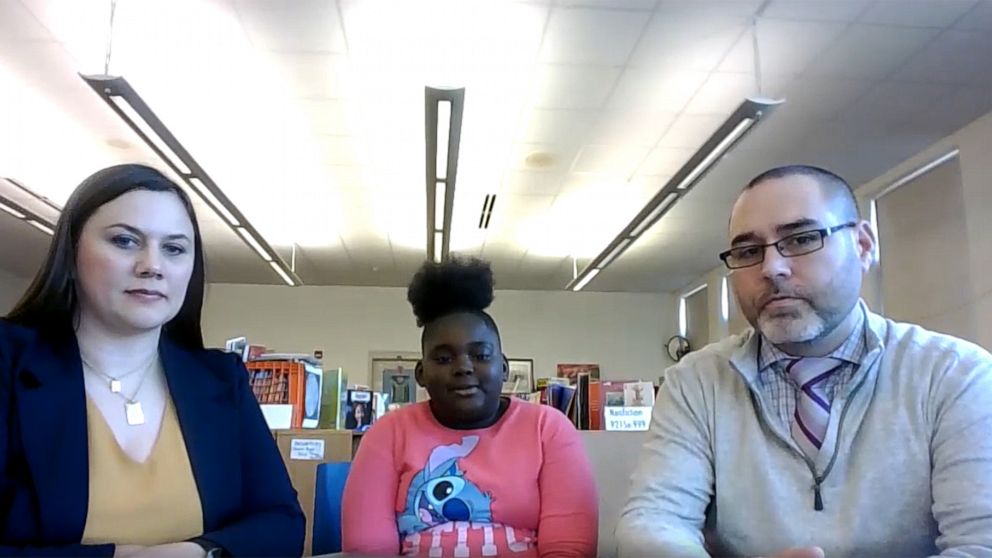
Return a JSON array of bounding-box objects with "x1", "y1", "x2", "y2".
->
[{"x1": 81, "y1": 396, "x2": 204, "y2": 546}]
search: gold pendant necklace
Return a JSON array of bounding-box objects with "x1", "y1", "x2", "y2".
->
[{"x1": 82, "y1": 356, "x2": 156, "y2": 426}]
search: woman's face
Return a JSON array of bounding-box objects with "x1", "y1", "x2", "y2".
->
[
  {"x1": 355, "y1": 405, "x2": 365, "y2": 420},
  {"x1": 417, "y1": 312, "x2": 507, "y2": 428},
  {"x1": 75, "y1": 189, "x2": 196, "y2": 336}
]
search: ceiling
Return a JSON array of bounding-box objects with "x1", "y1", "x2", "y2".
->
[{"x1": 1, "y1": 0, "x2": 990, "y2": 292}]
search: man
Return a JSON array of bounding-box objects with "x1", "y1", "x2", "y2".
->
[{"x1": 616, "y1": 165, "x2": 992, "y2": 557}]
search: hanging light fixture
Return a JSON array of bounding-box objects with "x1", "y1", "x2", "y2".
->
[{"x1": 425, "y1": 86, "x2": 466, "y2": 264}]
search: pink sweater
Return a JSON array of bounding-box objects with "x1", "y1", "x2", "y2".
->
[{"x1": 342, "y1": 398, "x2": 598, "y2": 557}]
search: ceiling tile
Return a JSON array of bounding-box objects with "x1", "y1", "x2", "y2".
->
[
  {"x1": 683, "y1": 72, "x2": 759, "y2": 115},
  {"x1": 608, "y1": 67, "x2": 710, "y2": 113},
  {"x1": 235, "y1": 0, "x2": 347, "y2": 53},
  {"x1": 298, "y1": 99, "x2": 351, "y2": 136},
  {"x1": 762, "y1": 0, "x2": 870, "y2": 22},
  {"x1": 914, "y1": 85, "x2": 992, "y2": 134},
  {"x1": 955, "y1": 0, "x2": 992, "y2": 30},
  {"x1": 843, "y1": 81, "x2": 952, "y2": 124},
  {"x1": 639, "y1": 146, "x2": 695, "y2": 175},
  {"x1": 509, "y1": 143, "x2": 581, "y2": 174},
  {"x1": 891, "y1": 30, "x2": 992, "y2": 84},
  {"x1": 518, "y1": 109, "x2": 598, "y2": 144},
  {"x1": 271, "y1": 53, "x2": 353, "y2": 99},
  {"x1": 772, "y1": 78, "x2": 874, "y2": 121},
  {"x1": 0, "y1": 0, "x2": 52, "y2": 41},
  {"x1": 720, "y1": 19, "x2": 847, "y2": 76},
  {"x1": 540, "y1": 8, "x2": 651, "y2": 65},
  {"x1": 571, "y1": 144, "x2": 650, "y2": 175},
  {"x1": 858, "y1": 0, "x2": 979, "y2": 28},
  {"x1": 557, "y1": 0, "x2": 658, "y2": 9},
  {"x1": 590, "y1": 109, "x2": 677, "y2": 147},
  {"x1": 805, "y1": 24, "x2": 939, "y2": 79},
  {"x1": 532, "y1": 65, "x2": 622, "y2": 109},
  {"x1": 629, "y1": 9, "x2": 747, "y2": 71},
  {"x1": 502, "y1": 171, "x2": 566, "y2": 195},
  {"x1": 656, "y1": 114, "x2": 727, "y2": 149},
  {"x1": 317, "y1": 135, "x2": 362, "y2": 166}
]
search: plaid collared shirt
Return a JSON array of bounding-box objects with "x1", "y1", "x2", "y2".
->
[{"x1": 757, "y1": 307, "x2": 869, "y2": 430}]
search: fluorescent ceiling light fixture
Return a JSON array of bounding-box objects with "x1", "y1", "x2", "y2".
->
[
  {"x1": 875, "y1": 149, "x2": 960, "y2": 200},
  {"x1": 189, "y1": 178, "x2": 240, "y2": 227},
  {"x1": 425, "y1": 87, "x2": 465, "y2": 264},
  {"x1": 598, "y1": 237, "x2": 632, "y2": 269},
  {"x1": 678, "y1": 297, "x2": 687, "y2": 337},
  {"x1": 676, "y1": 118, "x2": 754, "y2": 190},
  {"x1": 236, "y1": 227, "x2": 272, "y2": 262},
  {"x1": 436, "y1": 100, "x2": 451, "y2": 181},
  {"x1": 564, "y1": 97, "x2": 783, "y2": 291},
  {"x1": 269, "y1": 261, "x2": 295, "y2": 286},
  {"x1": 27, "y1": 220, "x2": 54, "y2": 236},
  {"x1": 435, "y1": 181, "x2": 446, "y2": 232},
  {"x1": 433, "y1": 231, "x2": 444, "y2": 263},
  {"x1": 82, "y1": 74, "x2": 301, "y2": 286},
  {"x1": 629, "y1": 193, "x2": 678, "y2": 238},
  {"x1": 571, "y1": 268, "x2": 600, "y2": 292},
  {"x1": 0, "y1": 201, "x2": 26, "y2": 220},
  {"x1": 0, "y1": 181, "x2": 59, "y2": 236},
  {"x1": 109, "y1": 96, "x2": 191, "y2": 176}
]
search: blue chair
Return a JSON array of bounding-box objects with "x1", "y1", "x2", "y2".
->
[{"x1": 312, "y1": 461, "x2": 352, "y2": 555}]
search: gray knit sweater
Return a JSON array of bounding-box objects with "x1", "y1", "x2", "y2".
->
[{"x1": 617, "y1": 304, "x2": 992, "y2": 557}]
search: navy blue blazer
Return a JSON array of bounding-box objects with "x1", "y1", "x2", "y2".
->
[{"x1": 0, "y1": 320, "x2": 305, "y2": 557}]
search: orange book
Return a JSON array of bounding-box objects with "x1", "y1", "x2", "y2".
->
[{"x1": 588, "y1": 381, "x2": 602, "y2": 430}]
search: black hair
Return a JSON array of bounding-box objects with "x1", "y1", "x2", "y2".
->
[
  {"x1": 406, "y1": 257, "x2": 500, "y2": 343},
  {"x1": 6, "y1": 164, "x2": 206, "y2": 350},
  {"x1": 745, "y1": 164, "x2": 861, "y2": 220}
]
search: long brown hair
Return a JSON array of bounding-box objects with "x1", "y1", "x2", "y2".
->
[{"x1": 6, "y1": 164, "x2": 206, "y2": 350}]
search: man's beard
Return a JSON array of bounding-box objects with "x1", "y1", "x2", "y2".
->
[{"x1": 756, "y1": 298, "x2": 828, "y2": 345}]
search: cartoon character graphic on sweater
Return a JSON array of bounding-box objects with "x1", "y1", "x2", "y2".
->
[{"x1": 398, "y1": 436, "x2": 492, "y2": 537}]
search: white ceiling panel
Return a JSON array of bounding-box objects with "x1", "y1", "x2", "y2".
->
[
  {"x1": 683, "y1": 72, "x2": 760, "y2": 115},
  {"x1": 955, "y1": 0, "x2": 992, "y2": 30},
  {"x1": 532, "y1": 65, "x2": 622, "y2": 109},
  {"x1": 608, "y1": 67, "x2": 710, "y2": 113},
  {"x1": 639, "y1": 146, "x2": 695, "y2": 176},
  {"x1": 0, "y1": 0, "x2": 52, "y2": 41},
  {"x1": 891, "y1": 29, "x2": 992, "y2": 84},
  {"x1": 858, "y1": 0, "x2": 979, "y2": 28},
  {"x1": 720, "y1": 19, "x2": 847, "y2": 76},
  {"x1": 629, "y1": 8, "x2": 747, "y2": 71},
  {"x1": 502, "y1": 170, "x2": 566, "y2": 195},
  {"x1": 540, "y1": 8, "x2": 651, "y2": 66},
  {"x1": 557, "y1": 0, "x2": 658, "y2": 9},
  {"x1": 570, "y1": 144, "x2": 650, "y2": 175},
  {"x1": 763, "y1": 0, "x2": 870, "y2": 23},
  {"x1": 656, "y1": 114, "x2": 727, "y2": 149},
  {"x1": 270, "y1": 53, "x2": 353, "y2": 99},
  {"x1": 519, "y1": 109, "x2": 598, "y2": 145},
  {"x1": 591, "y1": 109, "x2": 677, "y2": 147},
  {"x1": 235, "y1": 0, "x2": 347, "y2": 53},
  {"x1": 844, "y1": 81, "x2": 953, "y2": 125},
  {"x1": 805, "y1": 24, "x2": 939, "y2": 79}
]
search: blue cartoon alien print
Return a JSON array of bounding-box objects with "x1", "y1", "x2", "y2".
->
[{"x1": 397, "y1": 435, "x2": 492, "y2": 537}]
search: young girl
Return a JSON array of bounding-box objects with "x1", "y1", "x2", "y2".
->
[{"x1": 342, "y1": 257, "x2": 598, "y2": 557}]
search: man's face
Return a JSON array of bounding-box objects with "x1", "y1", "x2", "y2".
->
[{"x1": 727, "y1": 175, "x2": 875, "y2": 345}]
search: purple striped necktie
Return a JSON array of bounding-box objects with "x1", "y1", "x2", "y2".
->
[{"x1": 788, "y1": 357, "x2": 843, "y2": 458}]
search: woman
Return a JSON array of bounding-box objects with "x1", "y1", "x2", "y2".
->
[
  {"x1": 342, "y1": 258, "x2": 598, "y2": 557},
  {"x1": 0, "y1": 165, "x2": 304, "y2": 557}
]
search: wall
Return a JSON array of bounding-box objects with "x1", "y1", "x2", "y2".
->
[
  {"x1": 201, "y1": 283, "x2": 679, "y2": 387},
  {"x1": 0, "y1": 269, "x2": 29, "y2": 315},
  {"x1": 857, "y1": 109, "x2": 992, "y2": 350},
  {"x1": 680, "y1": 266, "x2": 733, "y2": 348}
]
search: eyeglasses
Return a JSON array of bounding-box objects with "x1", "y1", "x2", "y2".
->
[{"x1": 719, "y1": 222, "x2": 858, "y2": 270}]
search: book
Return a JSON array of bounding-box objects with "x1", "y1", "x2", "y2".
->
[
  {"x1": 588, "y1": 381, "x2": 602, "y2": 430},
  {"x1": 575, "y1": 373, "x2": 590, "y2": 430}
]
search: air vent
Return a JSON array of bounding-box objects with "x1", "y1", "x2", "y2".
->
[{"x1": 478, "y1": 194, "x2": 496, "y2": 229}]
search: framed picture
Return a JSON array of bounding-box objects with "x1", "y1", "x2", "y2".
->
[
  {"x1": 370, "y1": 353, "x2": 426, "y2": 404},
  {"x1": 556, "y1": 363, "x2": 601, "y2": 384},
  {"x1": 503, "y1": 358, "x2": 535, "y2": 394}
]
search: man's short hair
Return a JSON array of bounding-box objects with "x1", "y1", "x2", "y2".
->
[{"x1": 744, "y1": 165, "x2": 861, "y2": 220}]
